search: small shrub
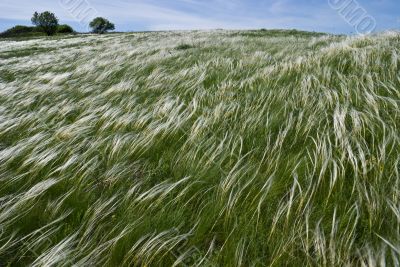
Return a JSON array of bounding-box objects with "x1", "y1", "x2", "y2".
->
[{"x1": 57, "y1": 24, "x2": 74, "y2": 34}]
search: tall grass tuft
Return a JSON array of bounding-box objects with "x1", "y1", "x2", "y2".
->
[{"x1": 0, "y1": 29, "x2": 399, "y2": 266}]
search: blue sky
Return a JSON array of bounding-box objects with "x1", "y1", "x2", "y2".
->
[{"x1": 0, "y1": 0, "x2": 399, "y2": 34}]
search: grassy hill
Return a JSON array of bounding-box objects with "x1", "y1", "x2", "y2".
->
[{"x1": 0, "y1": 30, "x2": 399, "y2": 266}]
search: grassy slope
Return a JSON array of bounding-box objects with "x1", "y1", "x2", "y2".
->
[{"x1": 0, "y1": 30, "x2": 399, "y2": 266}]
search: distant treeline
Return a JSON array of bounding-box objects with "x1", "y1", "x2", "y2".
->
[
  {"x1": 0, "y1": 24, "x2": 74, "y2": 38},
  {"x1": 0, "y1": 11, "x2": 115, "y2": 38}
]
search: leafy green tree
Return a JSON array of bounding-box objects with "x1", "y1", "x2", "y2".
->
[
  {"x1": 89, "y1": 17, "x2": 115, "y2": 34},
  {"x1": 31, "y1": 11, "x2": 59, "y2": 36}
]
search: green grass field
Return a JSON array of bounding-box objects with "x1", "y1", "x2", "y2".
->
[{"x1": 0, "y1": 29, "x2": 399, "y2": 266}]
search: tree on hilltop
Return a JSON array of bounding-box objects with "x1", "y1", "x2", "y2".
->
[
  {"x1": 31, "y1": 11, "x2": 59, "y2": 36},
  {"x1": 89, "y1": 17, "x2": 115, "y2": 34}
]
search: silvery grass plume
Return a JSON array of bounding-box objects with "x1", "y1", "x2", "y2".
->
[{"x1": 0, "y1": 29, "x2": 399, "y2": 266}]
